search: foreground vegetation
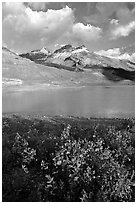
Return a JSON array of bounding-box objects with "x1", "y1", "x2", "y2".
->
[{"x1": 2, "y1": 115, "x2": 135, "y2": 202}]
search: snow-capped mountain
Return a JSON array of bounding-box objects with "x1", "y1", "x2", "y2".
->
[
  {"x1": 2, "y1": 46, "x2": 70, "y2": 85},
  {"x1": 2, "y1": 45, "x2": 135, "y2": 85},
  {"x1": 20, "y1": 44, "x2": 134, "y2": 71},
  {"x1": 20, "y1": 47, "x2": 51, "y2": 62}
]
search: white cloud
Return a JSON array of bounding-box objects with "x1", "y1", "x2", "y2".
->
[
  {"x1": 110, "y1": 19, "x2": 119, "y2": 25},
  {"x1": 72, "y1": 23, "x2": 102, "y2": 41},
  {"x1": 2, "y1": 3, "x2": 75, "y2": 52},
  {"x1": 119, "y1": 53, "x2": 135, "y2": 62},
  {"x1": 95, "y1": 48, "x2": 135, "y2": 62},
  {"x1": 2, "y1": 3, "x2": 103, "y2": 53},
  {"x1": 95, "y1": 48, "x2": 121, "y2": 58},
  {"x1": 84, "y1": 2, "x2": 135, "y2": 44},
  {"x1": 111, "y1": 21, "x2": 135, "y2": 39},
  {"x1": 130, "y1": 53, "x2": 135, "y2": 62}
]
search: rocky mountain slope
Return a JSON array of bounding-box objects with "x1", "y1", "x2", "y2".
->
[
  {"x1": 2, "y1": 46, "x2": 83, "y2": 87},
  {"x1": 2, "y1": 45, "x2": 135, "y2": 88},
  {"x1": 20, "y1": 44, "x2": 135, "y2": 81},
  {"x1": 2, "y1": 46, "x2": 108, "y2": 88}
]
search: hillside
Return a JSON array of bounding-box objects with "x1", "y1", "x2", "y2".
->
[
  {"x1": 20, "y1": 44, "x2": 135, "y2": 82},
  {"x1": 3, "y1": 46, "x2": 94, "y2": 87},
  {"x1": 2, "y1": 45, "x2": 135, "y2": 89}
]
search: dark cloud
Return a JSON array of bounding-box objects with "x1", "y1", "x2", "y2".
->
[
  {"x1": 84, "y1": 2, "x2": 135, "y2": 41},
  {"x1": 23, "y1": 2, "x2": 48, "y2": 11},
  {"x1": 84, "y1": 2, "x2": 135, "y2": 26}
]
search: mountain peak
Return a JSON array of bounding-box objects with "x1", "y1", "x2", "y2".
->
[
  {"x1": 40, "y1": 47, "x2": 50, "y2": 54},
  {"x1": 60, "y1": 44, "x2": 73, "y2": 49},
  {"x1": 72, "y1": 45, "x2": 89, "y2": 54},
  {"x1": 75, "y1": 45, "x2": 86, "y2": 50},
  {"x1": 29, "y1": 47, "x2": 50, "y2": 54},
  {"x1": 54, "y1": 44, "x2": 74, "y2": 54}
]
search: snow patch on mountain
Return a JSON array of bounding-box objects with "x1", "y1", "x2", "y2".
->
[
  {"x1": 40, "y1": 47, "x2": 50, "y2": 55},
  {"x1": 19, "y1": 43, "x2": 135, "y2": 74},
  {"x1": 72, "y1": 46, "x2": 89, "y2": 54},
  {"x1": 53, "y1": 52, "x2": 71, "y2": 59}
]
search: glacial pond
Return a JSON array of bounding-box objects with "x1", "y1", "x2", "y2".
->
[{"x1": 2, "y1": 85, "x2": 135, "y2": 118}]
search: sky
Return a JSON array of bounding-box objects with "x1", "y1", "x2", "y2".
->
[{"x1": 2, "y1": 2, "x2": 135, "y2": 59}]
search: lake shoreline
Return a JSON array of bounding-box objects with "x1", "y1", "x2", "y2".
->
[
  {"x1": 2, "y1": 113, "x2": 135, "y2": 124},
  {"x1": 2, "y1": 81, "x2": 135, "y2": 93}
]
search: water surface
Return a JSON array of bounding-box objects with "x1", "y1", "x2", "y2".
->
[{"x1": 2, "y1": 85, "x2": 135, "y2": 118}]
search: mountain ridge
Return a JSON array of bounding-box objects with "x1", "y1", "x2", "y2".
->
[
  {"x1": 19, "y1": 44, "x2": 135, "y2": 81},
  {"x1": 2, "y1": 45, "x2": 135, "y2": 87},
  {"x1": 19, "y1": 44, "x2": 135, "y2": 70}
]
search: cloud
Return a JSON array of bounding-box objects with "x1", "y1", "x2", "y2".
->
[
  {"x1": 84, "y1": 2, "x2": 134, "y2": 26},
  {"x1": 110, "y1": 19, "x2": 119, "y2": 25},
  {"x1": 53, "y1": 22, "x2": 102, "y2": 48},
  {"x1": 71, "y1": 23, "x2": 102, "y2": 41},
  {"x1": 2, "y1": 2, "x2": 25, "y2": 19},
  {"x1": 111, "y1": 21, "x2": 135, "y2": 39},
  {"x1": 116, "y1": 6, "x2": 135, "y2": 25},
  {"x1": 24, "y1": 2, "x2": 48, "y2": 11},
  {"x1": 2, "y1": 2, "x2": 103, "y2": 53},
  {"x1": 95, "y1": 48, "x2": 135, "y2": 62},
  {"x1": 95, "y1": 48, "x2": 121, "y2": 58},
  {"x1": 118, "y1": 53, "x2": 135, "y2": 62},
  {"x1": 129, "y1": 53, "x2": 135, "y2": 62},
  {"x1": 2, "y1": 3, "x2": 75, "y2": 52},
  {"x1": 121, "y1": 44, "x2": 135, "y2": 55},
  {"x1": 84, "y1": 2, "x2": 135, "y2": 41},
  {"x1": 84, "y1": 3, "x2": 124, "y2": 26}
]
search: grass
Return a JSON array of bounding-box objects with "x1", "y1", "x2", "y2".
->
[{"x1": 2, "y1": 115, "x2": 135, "y2": 202}]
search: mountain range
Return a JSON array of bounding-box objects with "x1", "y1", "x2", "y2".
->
[{"x1": 2, "y1": 44, "x2": 135, "y2": 88}]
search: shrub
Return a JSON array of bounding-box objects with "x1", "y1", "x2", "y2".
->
[{"x1": 2, "y1": 116, "x2": 135, "y2": 202}]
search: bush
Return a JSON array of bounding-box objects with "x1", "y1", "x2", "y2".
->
[{"x1": 2, "y1": 116, "x2": 135, "y2": 201}]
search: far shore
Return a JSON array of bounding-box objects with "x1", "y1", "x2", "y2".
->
[{"x1": 2, "y1": 80, "x2": 135, "y2": 93}]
